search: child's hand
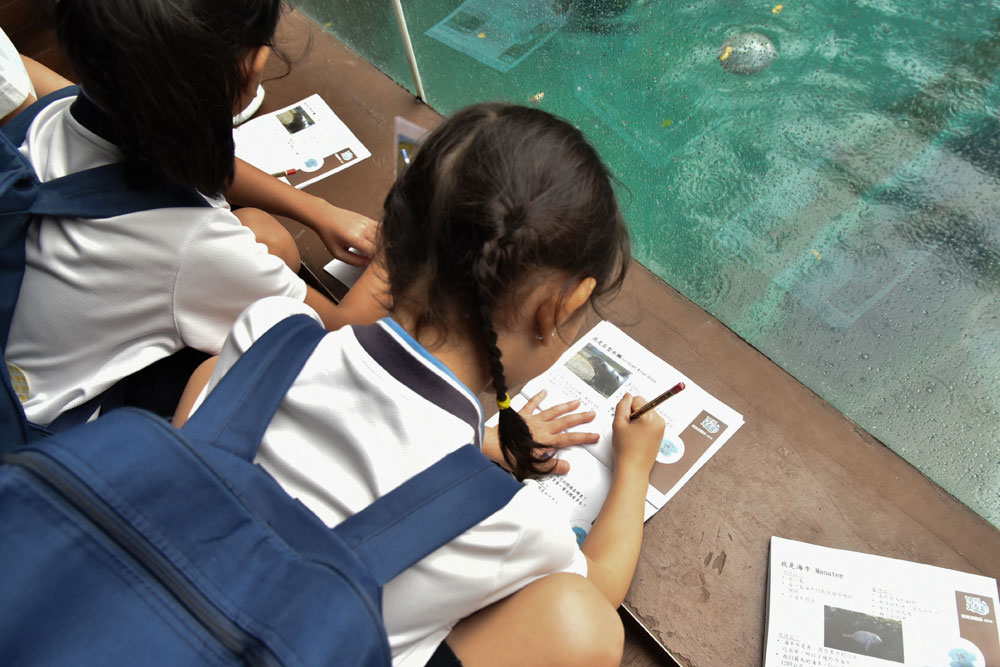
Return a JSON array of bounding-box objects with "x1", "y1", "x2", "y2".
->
[
  {"x1": 482, "y1": 389, "x2": 599, "y2": 475},
  {"x1": 611, "y1": 393, "x2": 665, "y2": 477},
  {"x1": 227, "y1": 160, "x2": 378, "y2": 263},
  {"x1": 300, "y1": 197, "x2": 378, "y2": 265}
]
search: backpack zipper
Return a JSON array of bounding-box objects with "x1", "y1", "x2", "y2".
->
[{"x1": 4, "y1": 449, "x2": 283, "y2": 667}]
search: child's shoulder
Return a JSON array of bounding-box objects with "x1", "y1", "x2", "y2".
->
[{"x1": 227, "y1": 296, "x2": 325, "y2": 355}]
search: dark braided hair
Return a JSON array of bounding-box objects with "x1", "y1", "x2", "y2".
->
[{"x1": 379, "y1": 103, "x2": 630, "y2": 479}]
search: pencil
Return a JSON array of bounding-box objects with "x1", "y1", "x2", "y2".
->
[
  {"x1": 270, "y1": 168, "x2": 298, "y2": 178},
  {"x1": 629, "y1": 382, "x2": 685, "y2": 421}
]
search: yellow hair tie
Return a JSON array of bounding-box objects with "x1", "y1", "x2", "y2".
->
[{"x1": 496, "y1": 393, "x2": 512, "y2": 410}]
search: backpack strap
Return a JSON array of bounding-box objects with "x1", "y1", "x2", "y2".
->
[
  {"x1": 334, "y1": 444, "x2": 520, "y2": 586},
  {"x1": 179, "y1": 314, "x2": 329, "y2": 460},
  {"x1": 180, "y1": 313, "x2": 521, "y2": 586},
  {"x1": 0, "y1": 86, "x2": 80, "y2": 147},
  {"x1": 23, "y1": 393, "x2": 102, "y2": 438},
  {"x1": 2, "y1": 87, "x2": 211, "y2": 448},
  {"x1": 1, "y1": 85, "x2": 208, "y2": 235},
  {"x1": 0, "y1": 93, "x2": 209, "y2": 223}
]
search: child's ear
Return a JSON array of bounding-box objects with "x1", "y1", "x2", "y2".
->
[
  {"x1": 562, "y1": 277, "x2": 596, "y2": 321},
  {"x1": 242, "y1": 46, "x2": 271, "y2": 101},
  {"x1": 535, "y1": 277, "x2": 596, "y2": 345}
]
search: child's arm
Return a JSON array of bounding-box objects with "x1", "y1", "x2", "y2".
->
[
  {"x1": 228, "y1": 158, "x2": 377, "y2": 265},
  {"x1": 303, "y1": 259, "x2": 390, "y2": 331},
  {"x1": 581, "y1": 393, "x2": 664, "y2": 607},
  {"x1": 21, "y1": 56, "x2": 74, "y2": 98},
  {"x1": 1, "y1": 54, "x2": 73, "y2": 125}
]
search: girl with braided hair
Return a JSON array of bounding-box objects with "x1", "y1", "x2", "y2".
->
[{"x1": 178, "y1": 102, "x2": 665, "y2": 667}]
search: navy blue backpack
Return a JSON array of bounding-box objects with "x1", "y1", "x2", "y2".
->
[
  {"x1": 1, "y1": 86, "x2": 210, "y2": 447},
  {"x1": 0, "y1": 314, "x2": 521, "y2": 665}
]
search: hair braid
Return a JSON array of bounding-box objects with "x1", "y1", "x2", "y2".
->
[
  {"x1": 473, "y1": 257, "x2": 548, "y2": 480},
  {"x1": 378, "y1": 103, "x2": 631, "y2": 477}
]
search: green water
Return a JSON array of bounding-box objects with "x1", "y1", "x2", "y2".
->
[{"x1": 299, "y1": 0, "x2": 1000, "y2": 528}]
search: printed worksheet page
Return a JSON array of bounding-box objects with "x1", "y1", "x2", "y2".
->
[
  {"x1": 491, "y1": 321, "x2": 744, "y2": 543},
  {"x1": 234, "y1": 94, "x2": 370, "y2": 189},
  {"x1": 764, "y1": 537, "x2": 1000, "y2": 666}
]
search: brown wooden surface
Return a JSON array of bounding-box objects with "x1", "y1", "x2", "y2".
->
[
  {"x1": 596, "y1": 264, "x2": 1000, "y2": 667},
  {"x1": 267, "y1": 10, "x2": 1000, "y2": 667}
]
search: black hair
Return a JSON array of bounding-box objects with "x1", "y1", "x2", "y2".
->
[
  {"x1": 379, "y1": 103, "x2": 630, "y2": 479},
  {"x1": 56, "y1": 0, "x2": 286, "y2": 197}
]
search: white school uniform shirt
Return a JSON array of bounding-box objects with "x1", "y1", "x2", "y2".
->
[
  {"x1": 194, "y1": 296, "x2": 588, "y2": 667},
  {"x1": 0, "y1": 28, "x2": 33, "y2": 118},
  {"x1": 6, "y1": 94, "x2": 306, "y2": 425}
]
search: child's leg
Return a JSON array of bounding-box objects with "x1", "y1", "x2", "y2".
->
[
  {"x1": 445, "y1": 573, "x2": 624, "y2": 667},
  {"x1": 172, "y1": 356, "x2": 218, "y2": 427},
  {"x1": 234, "y1": 207, "x2": 301, "y2": 273},
  {"x1": 235, "y1": 207, "x2": 389, "y2": 331}
]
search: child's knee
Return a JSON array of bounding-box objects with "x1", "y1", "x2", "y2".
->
[
  {"x1": 531, "y1": 574, "x2": 624, "y2": 667},
  {"x1": 235, "y1": 207, "x2": 301, "y2": 273},
  {"x1": 447, "y1": 573, "x2": 622, "y2": 667}
]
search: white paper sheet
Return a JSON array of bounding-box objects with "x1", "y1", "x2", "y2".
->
[
  {"x1": 764, "y1": 537, "x2": 1000, "y2": 666},
  {"x1": 234, "y1": 94, "x2": 370, "y2": 189},
  {"x1": 489, "y1": 321, "x2": 745, "y2": 541}
]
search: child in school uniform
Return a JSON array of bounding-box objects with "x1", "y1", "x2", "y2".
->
[
  {"x1": 178, "y1": 103, "x2": 666, "y2": 667},
  {"x1": 5, "y1": 0, "x2": 376, "y2": 429}
]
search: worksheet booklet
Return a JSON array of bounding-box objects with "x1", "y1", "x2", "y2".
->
[
  {"x1": 234, "y1": 94, "x2": 370, "y2": 189},
  {"x1": 764, "y1": 537, "x2": 1000, "y2": 666},
  {"x1": 488, "y1": 321, "x2": 744, "y2": 541}
]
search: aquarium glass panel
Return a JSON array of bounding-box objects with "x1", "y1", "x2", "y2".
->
[
  {"x1": 317, "y1": 0, "x2": 1000, "y2": 528},
  {"x1": 294, "y1": 0, "x2": 416, "y2": 95}
]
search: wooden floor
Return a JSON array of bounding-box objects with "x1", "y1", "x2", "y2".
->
[{"x1": 12, "y1": 7, "x2": 998, "y2": 667}]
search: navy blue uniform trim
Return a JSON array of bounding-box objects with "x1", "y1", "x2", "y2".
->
[
  {"x1": 351, "y1": 322, "x2": 483, "y2": 449},
  {"x1": 426, "y1": 641, "x2": 463, "y2": 667}
]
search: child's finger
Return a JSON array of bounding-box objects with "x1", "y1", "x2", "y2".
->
[
  {"x1": 548, "y1": 411, "x2": 597, "y2": 433},
  {"x1": 613, "y1": 393, "x2": 633, "y2": 423},
  {"x1": 352, "y1": 233, "x2": 376, "y2": 257},
  {"x1": 546, "y1": 430, "x2": 600, "y2": 448},
  {"x1": 540, "y1": 454, "x2": 571, "y2": 476},
  {"x1": 362, "y1": 222, "x2": 378, "y2": 246},
  {"x1": 335, "y1": 248, "x2": 370, "y2": 266},
  {"x1": 549, "y1": 458, "x2": 570, "y2": 475},
  {"x1": 520, "y1": 389, "x2": 547, "y2": 415},
  {"x1": 535, "y1": 398, "x2": 584, "y2": 421}
]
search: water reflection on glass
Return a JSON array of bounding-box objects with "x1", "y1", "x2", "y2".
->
[{"x1": 309, "y1": 0, "x2": 1000, "y2": 528}]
